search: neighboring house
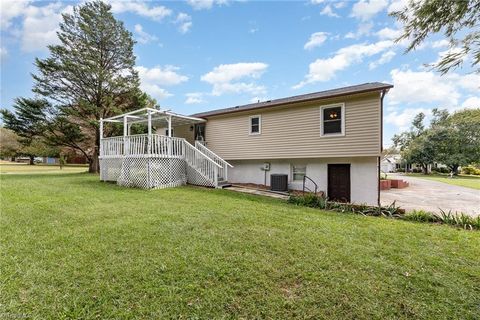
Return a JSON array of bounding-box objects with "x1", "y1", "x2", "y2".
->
[
  {"x1": 381, "y1": 154, "x2": 401, "y2": 173},
  {"x1": 99, "y1": 82, "x2": 393, "y2": 206}
]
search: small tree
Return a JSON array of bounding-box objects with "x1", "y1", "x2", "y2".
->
[
  {"x1": 391, "y1": 0, "x2": 480, "y2": 74},
  {"x1": 429, "y1": 108, "x2": 480, "y2": 174},
  {"x1": 0, "y1": 98, "x2": 49, "y2": 164},
  {"x1": 0, "y1": 128, "x2": 22, "y2": 161},
  {"x1": 32, "y1": 0, "x2": 143, "y2": 173}
]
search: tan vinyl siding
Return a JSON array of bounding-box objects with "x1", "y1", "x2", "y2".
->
[{"x1": 204, "y1": 93, "x2": 381, "y2": 160}]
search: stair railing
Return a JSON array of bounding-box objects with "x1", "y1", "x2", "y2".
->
[
  {"x1": 184, "y1": 141, "x2": 221, "y2": 187},
  {"x1": 302, "y1": 175, "x2": 318, "y2": 195},
  {"x1": 194, "y1": 141, "x2": 233, "y2": 181}
]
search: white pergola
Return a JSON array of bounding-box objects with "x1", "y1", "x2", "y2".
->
[{"x1": 100, "y1": 107, "x2": 205, "y2": 139}]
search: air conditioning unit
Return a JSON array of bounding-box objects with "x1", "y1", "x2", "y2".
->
[{"x1": 271, "y1": 174, "x2": 288, "y2": 192}]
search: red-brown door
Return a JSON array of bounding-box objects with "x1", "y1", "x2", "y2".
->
[{"x1": 328, "y1": 164, "x2": 351, "y2": 202}]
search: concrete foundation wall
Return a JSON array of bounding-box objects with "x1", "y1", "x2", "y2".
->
[{"x1": 228, "y1": 157, "x2": 378, "y2": 205}]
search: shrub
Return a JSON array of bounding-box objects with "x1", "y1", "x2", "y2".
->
[
  {"x1": 432, "y1": 167, "x2": 450, "y2": 174},
  {"x1": 288, "y1": 193, "x2": 327, "y2": 209},
  {"x1": 461, "y1": 165, "x2": 480, "y2": 175},
  {"x1": 404, "y1": 210, "x2": 438, "y2": 223},
  {"x1": 412, "y1": 167, "x2": 421, "y2": 173}
]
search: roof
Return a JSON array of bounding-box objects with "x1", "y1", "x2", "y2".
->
[{"x1": 192, "y1": 82, "x2": 393, "y2": 118}]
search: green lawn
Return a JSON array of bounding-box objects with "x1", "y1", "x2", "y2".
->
[
  {"x1": 0, "y1": 163, "x2": 88, "y2": 175},
  {"x1": 1, "y1": 173, "x2": 479, "y2": 319},
  {"x1": 405, "y1": 173, "x2": 480, "y2": 190}
]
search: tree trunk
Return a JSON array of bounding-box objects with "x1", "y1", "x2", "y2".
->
[
  {"x1": 421, "y1": 164, "x2": 428, "y2": 175},
  {"x1": 88, "y1": 128, "x2": 101, "y2": 174},
  {"x1": 29, "y1": 155, "x2": 35, "y2": 165},
  {"x1": 89, "y1": 148, "x2": 100, "y2": 173},
  {"x1": 450, "y1": 164, "x2": 459, "y2": 175}
]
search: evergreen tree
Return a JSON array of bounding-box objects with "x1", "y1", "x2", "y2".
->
[{"x1": 32, "y1": 0, "x2": 142, "y2": 172}]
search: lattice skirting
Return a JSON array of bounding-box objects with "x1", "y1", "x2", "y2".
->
[
  {"x1": 186, "y1": 165, "x2": 216, "y2": 188},
  {"x1": 100, "y1": 156, "x2": 186, "y2": 189},
  {"x1": 100, "y1": 157, "x2": 123, "y2": 182}
]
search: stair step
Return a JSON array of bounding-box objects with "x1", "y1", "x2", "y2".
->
[{"x1": 217, "y1": 181, "x2": 232, "y2": 188}]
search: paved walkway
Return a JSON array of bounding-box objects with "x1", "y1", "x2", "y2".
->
[
  {"x1": 381, "y1": 174, "x2": 480, "y2": 216},
  {"x1": 224, "y1": 186, "x2": 289, "y2": 200}
]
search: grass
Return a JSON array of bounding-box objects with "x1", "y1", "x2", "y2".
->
[
  {"x1": 1, "y1": 172, "x2": 479, "y2": 319},
  {"x1": 0, "y1": 163, "x2": 88, "y2": 175},
  {"x1": 403, "y1": 172, "x2": 480, "y2": 190}
]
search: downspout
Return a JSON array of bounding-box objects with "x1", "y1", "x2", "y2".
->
[{"x1": 378, "y1": 89, "x2": 387, "y2": 207}]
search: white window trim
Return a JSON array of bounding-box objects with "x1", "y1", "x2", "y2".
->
[
  {"x1": 320, "y1": 103, "x2": 345, "y2": 137},
  {"x1": 249, "y1": 115, "x2": 261, "y2": 135},
  {"x1": 291, "y1": 164, "x2": 307, "y2": 181}
]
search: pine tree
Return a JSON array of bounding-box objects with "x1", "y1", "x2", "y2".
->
[{"x1": 32, "y1": 1, "x2": 142, "y2": 173}]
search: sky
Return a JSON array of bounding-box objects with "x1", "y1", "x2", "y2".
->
[{"x1": 1, "y1": 0, "x2": 479, "y2": 146}]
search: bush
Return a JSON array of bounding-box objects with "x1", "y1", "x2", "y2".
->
[
  {"x1": 404, "y1": 209, "x2": 480, "y2": 230},
  {"x1": 412, "y1": 167, "x2": 421, "y2": 173},
  {"x1": 289, "y1": 195, "x2": 479, "y2": 231},
  {"x1": 288, "y1": 194, "x2": 327, "y2": 209},
  {"x1": 432, "y1": 167, "x2": 450, "y2": 174},
  {"x1": 461, "y1": 165, "x2": 480, "y2": 175}
]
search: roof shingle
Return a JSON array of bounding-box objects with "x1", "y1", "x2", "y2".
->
[{"x1": 192, "y1": 82, "x2": 393, "y2": 118}]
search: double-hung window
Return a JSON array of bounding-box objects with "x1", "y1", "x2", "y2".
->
[
  {"x1": 249, "y1": 115, "x2": 261, "y2": 135},
  {"x1": 320, "y1": 103, "x2": 345, "y2": 136},
  {"x1": 292, "y1": 165, "x2": 306, "y2": 181}
]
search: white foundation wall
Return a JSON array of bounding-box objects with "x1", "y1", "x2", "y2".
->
[{"x1": 228, "y1": 157, "x2": 379, "y2": 205}]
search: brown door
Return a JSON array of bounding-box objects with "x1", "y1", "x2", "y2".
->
[{"x1": 328, "y1": 164, "x2": 351, "y2": 202}]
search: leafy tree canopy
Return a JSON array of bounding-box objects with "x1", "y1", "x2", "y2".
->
[{"x1": 391, "y1": 0, "x2": 480, "y2": 74}]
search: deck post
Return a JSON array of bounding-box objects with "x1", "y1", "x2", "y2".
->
[
  {"x1": 147, "y1": 110, "x2": 152, "y2": 188},
  {"x1": 99, "y1": 118, "x2": 103, "y2": 157},
  {"x1": 123, "y1": 116, "x2": 128, "y2": 155}
]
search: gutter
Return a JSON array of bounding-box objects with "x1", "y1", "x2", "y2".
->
[{"x1": 378, "y1": 89, "x2": 388, "y2": 207}]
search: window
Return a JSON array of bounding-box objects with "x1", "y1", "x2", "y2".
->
[
  {"x1": 292, "y1": 165, "x2": 306, "y2": 181},
  {"x1": 249, "y1": 115, "x2": 261, "y2": 135},
  {"x1": 320, "y1": 103, "x2": 345, "y2": 136},
  {"x1": 165, "y1": 129, "x2": 174, "y2": 136}
]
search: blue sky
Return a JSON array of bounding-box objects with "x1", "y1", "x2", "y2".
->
[{"x1": 1, "y1": 0, "x2": 479, "y2": 146}]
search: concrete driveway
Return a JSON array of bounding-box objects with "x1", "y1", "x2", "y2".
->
[{"x1": 381, "y1": 174, "x2": 480, "y2": 217}]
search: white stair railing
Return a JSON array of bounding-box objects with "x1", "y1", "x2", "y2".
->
[
  {"x1": 184, "y1": 141, "x2": 221, "y2": 187},
  {"x1": 195, "y1": 141, "x2": 233, "y2": 181}
]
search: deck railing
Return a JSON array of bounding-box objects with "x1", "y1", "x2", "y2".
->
[
  {"x1": 100, "y1": 134, "x2": 222, "y2": 187},
  {"x1": 195, "y1": 141, "x2": 233, "y2": 181},
  {"x1": 184, "y1": 141, "x2": 221, "y2": 186}
]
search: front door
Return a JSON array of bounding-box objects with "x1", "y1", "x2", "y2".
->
[
  {"x1": 195, "y1": 123, "x2": 206, "y2": 142},
  {"x1": 328, "y1": 164, "x2": 351, "y2": 202}
]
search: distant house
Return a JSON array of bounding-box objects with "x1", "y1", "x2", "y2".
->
[
  {"x1": 381, "y1": 154, "x2": 401, "y2": 173},
  {"x1": 100, "y1": 82, "x2": 393, "y2": 206}
]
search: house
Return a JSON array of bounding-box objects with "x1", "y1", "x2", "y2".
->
[
  {"x1": 99, "y1": 82, "x2": 393, "y2": 206},
  {"x1": 381, "y1": 154, "x2": 401, "y2": 173}
]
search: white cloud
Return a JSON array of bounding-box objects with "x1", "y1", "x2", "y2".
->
[
  {"x1": 310, "y1": 0, "x2": 325, "y2": 4},
  {"x1": 387, "y1": 0, "x2": 409, "y2": 13},
  {"x1": 0, "y1": 47, "x2": 7, "y2": 58},
  {"x1": 109, "y1": 1, "x2": 172, "y2": 21},
  {"x1": 21, "y1": 2, "x2": 73, "y2": 52},
  {"x1": 320, "y1": 5, "x2": 340, "y2": 18},
  {"x1": 174, "y1": 13, "x2": 192, "y2": 34},
  {"x1": 294, "y1": 40, "x2": 393, "y2": 88},
  {"x1": 431, "y1": 39, "x2": 450, "y2": 48},
  {"x1": 385, "y1": 107, "x2": 431, "y2": 130},
  {"x1": 369, "y1": 50, "x2": 396, "y2": 69},
  {"x1": 185, "y1": 92, "x2": 205, "y2": 104},
  {"x1": 0, "y1": 0, "x2": 30, "y2": 30},
  {"x1": 461, "y1": 96, "x2": 480, "y2": 109},
  {"x1": 187, "y1": 0, "x2": 227, "y2": 10},
  {"x1": 201, "y1": 62, "x2": 268, "y2": 96},
  {"x1": 351, "y1": 0, "x2": 388, "y2": 21},
  {"x1": 375, "y1": 27, "x2": 402, "y2": 40},
  {"x1": 134, "y1": 24, "x2": 158, "y2": 44},
  {"x1": 388, "y1": 69, "x2": 467, "y2": 107},
  {"x1": 135, "y1": 65, "x2": 188, "y2": 100},
  {"x1": 345, "y1": 22, "x2": 373, "y2": 39},
  {"x1": 304, "y1": 32, "x2": 328, "y2": 50},
  {"x1": 334, "y1": 2, "x2": 347, "y2": 9}
]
